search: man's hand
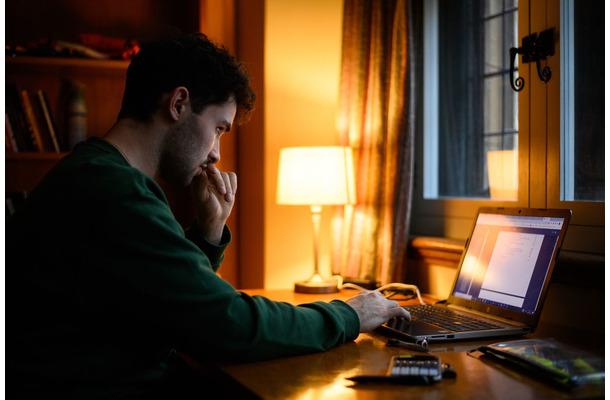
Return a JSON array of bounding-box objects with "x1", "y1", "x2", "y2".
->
[
  {"x1": 191, "y1": 164, "x2": 237, "y2": 244},
  {"x1": 345, "y1": 291, "x2": 411, "y2": 333}
]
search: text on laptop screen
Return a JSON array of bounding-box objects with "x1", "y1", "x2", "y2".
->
[{"x1": 452, "y1": 213, "x2": 565, "y2": 315}]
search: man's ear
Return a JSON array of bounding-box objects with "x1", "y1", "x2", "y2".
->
[{"x1": 168, "y1": 86, "x2": 190, "y2": 121}]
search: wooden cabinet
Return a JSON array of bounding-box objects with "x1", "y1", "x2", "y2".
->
[{"x1": 5, "y1": 152, "x2": 67, "y2": 193}]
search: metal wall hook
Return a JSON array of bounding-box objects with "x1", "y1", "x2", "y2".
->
[
  {"x1": 509, "y1": 47, "x2": 525, "y2": 91},
  {"x1": 509, "y1": 28, "x2": 555, "y2": 92}
]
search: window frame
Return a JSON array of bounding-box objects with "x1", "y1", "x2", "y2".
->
[{"x1": 412, "y1": 0, "x2": 604, "y2": 255}]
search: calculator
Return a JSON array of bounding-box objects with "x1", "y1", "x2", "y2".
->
[
  {"x1": 387, "y1": 355, "x2": 443, "y2": 384},
  {"x1": 347, "y1": 354, "x2": 455, "y2": 385}
]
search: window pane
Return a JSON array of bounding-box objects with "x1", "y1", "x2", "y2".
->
[
  {"x1": 503, "y1": 8, "x2": 517, "y2": 54},
  {"x1": 503, "y1": 72, "x2": 518, "y2": 131},
  {"x1": 437, "y1": 0, "x2": 485, "y2": 198},
  {"x1": 425, "y1": 0, "x2": 518, "y2": 199},
  {"x1": 484, "y1": 17, "x2": 503, "y2": 74},
  {"x1": 484, "y1": 75, "x2": 503, "y2": 133},
  {"x1": 485, "y1": 0, "x2": 503, "y2": 15},
  {"x1": 561, "y1": 0, "x2": 604, "y2": 201},
  {"x1": 503, "y1": 132, "x2": 518, "y2": 151}
]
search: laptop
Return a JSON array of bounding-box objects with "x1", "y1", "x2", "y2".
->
[{"x1": 378, "y1": 207, "x2": 571, "y2": 343}]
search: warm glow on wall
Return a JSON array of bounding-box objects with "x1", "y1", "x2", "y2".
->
[{"x1": 264, "y1": 0, "x2": 344, "y2": 290}]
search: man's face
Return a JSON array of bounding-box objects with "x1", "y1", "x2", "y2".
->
[{"x1": 159, "y1": 100, "x2": 237, "y2": 187}]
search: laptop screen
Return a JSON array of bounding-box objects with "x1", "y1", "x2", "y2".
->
[{"x1": 451, "y1": 213, "x2": 566, "y2": 315}]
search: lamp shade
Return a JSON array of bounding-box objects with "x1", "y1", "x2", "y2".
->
[{"x1": 277, "y1": 146, "x2": 356, "y2": 206}]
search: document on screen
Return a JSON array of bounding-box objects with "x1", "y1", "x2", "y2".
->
[{"x1": 478, "y1": 232, "x2": 544, "y2": 307}]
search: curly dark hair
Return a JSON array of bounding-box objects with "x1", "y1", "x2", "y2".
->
[{"x1": 118, "y1": 33, "x2": 255, "y2": 125}]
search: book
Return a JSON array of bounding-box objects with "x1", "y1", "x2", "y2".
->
[
  {"x1": 20, "y1": 89, "x2": 45, "y2": 151},
  {"x1": 36, "y1": 90, "x2": 61, "y2": 152},
  {"x1": 5, "y1": 113, "x2": 19, "y2": 153},
  {"x1": 6, "y1": 82, "x2": 33, "y2": 151},
  {"x1": 470, "y1": 338, "x2": 605, "y2": 389}
]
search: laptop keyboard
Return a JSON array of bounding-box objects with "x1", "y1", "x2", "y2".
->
[{"x1": 405, "y1": 304, "x2": 503, "y2": 332}]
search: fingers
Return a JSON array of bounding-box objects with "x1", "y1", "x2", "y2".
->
[
  {"x1": 191, "y1": 173, "x2": 208, "y2": 201},
  {"x1": 226, "y1": 170, "x2": 237, "y2": 198},
  {"x1": 383, "y1": 298, "x2": 411, "y2": 321},
  {"x1": 390, "y1": 304, "x2": 412, "y2": 321},
  {"x1": 345, "y1": 290, "x2": 412, "y2": 332},
  {"x1": 205, "y1": 164, "x2": 237, "y2": 202},
  {"x1": 205, "y1": 164, "x2": 226, "y2": 195}
]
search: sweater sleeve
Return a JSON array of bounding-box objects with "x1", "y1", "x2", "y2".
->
[
  {"x1": 184, "y1": 221, "x2": 231, "y2": 271},
  {"x1": 84, "y1": 187, "x2": 360, "y2": 363}
]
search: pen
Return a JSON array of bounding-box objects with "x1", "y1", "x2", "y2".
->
[{"x1": 347, "y1": 375, "x2": 437, "y2": 385}]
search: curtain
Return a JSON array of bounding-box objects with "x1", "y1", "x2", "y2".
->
[{"x1": 332, "y1": 0, "x2": 418, "y2": 286}]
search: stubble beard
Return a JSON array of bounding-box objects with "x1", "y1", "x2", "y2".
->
[{"x1": 158, "y1": 116, "x2": 202, "y2": 188}]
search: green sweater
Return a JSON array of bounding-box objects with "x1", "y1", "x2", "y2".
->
[{"x1": 6, "y1": 137, "x2": 359, "y2": 398}]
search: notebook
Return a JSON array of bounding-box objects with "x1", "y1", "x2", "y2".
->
[{"x1": 378, "y1": 207, "x2": 571, "y2": 343}]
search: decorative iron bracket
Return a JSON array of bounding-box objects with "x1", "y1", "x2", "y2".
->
[{"x1": 509, "y1": 28, "x2": 555, "y2": 92}]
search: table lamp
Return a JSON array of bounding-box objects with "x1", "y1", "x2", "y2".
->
[{"x1": 277, "y1": 146, "x2": 356, "y2": 293}]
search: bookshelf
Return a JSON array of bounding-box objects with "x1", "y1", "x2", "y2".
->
[
  {"x1": 5, "y1": 56, "x2": 128, "y2": 192},
  {"x1": 6, "y1": 56, "x2": 129, "y2": 146},
  {"x1": 5, "y1": 152, "x2": 67, "y2": 193},
  {"x1": 4, "y1": 0, "x2": 201, "y2": 193},
  {"x1": 4, "y1": 0, "x2": 203, "y2": 193}
]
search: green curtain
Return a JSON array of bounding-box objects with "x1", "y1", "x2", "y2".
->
[{"x1": 333, "y1": 0, "x2": 418, "y2": 286}]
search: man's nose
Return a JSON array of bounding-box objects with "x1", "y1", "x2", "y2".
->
[{"x1": 208, "y1": 140, "x2": 221, "y2": 164}]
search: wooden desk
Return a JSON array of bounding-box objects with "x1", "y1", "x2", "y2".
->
[{"x1": 214, "y1": 289, "x2": 604, "y2": 399}]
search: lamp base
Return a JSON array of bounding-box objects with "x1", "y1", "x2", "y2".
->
[{"x1": 294, "y1": 273, "x2": 339, "y2": 294}]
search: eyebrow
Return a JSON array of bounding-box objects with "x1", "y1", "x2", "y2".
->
[{"x1": 221, "y1": 120, "x2": 232, "y2": 133}]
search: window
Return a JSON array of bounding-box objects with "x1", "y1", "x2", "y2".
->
[
  {"x1": 413, "y1": 0, "x2": 604, "y2": 255},
  {"x1": 423, "y1": 0, "x2": 518, "y2": 199},
  {"x1": 560, "y1": 0, "x2": 604, "y2": 202},
  {"x1": 484, "y1": 3, "x2": 519, "y2": 142}
]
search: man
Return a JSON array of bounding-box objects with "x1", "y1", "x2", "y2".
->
[{"x1": 6, "y1": 33, "x2": 409, "y2": 398}]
